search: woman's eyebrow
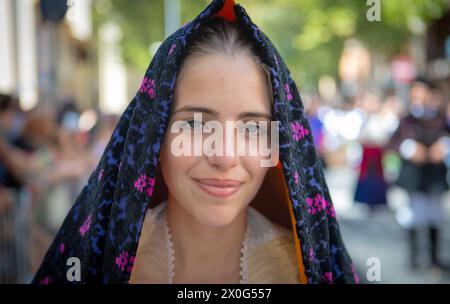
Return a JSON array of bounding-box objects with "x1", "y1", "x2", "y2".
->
[
  {"x1": 238, "y1": 112, "x2": 273, "y2": 120},
  {"x1": 172, "y1": 106, "x2": 272, "y2": 120},
  {"x1": 172, "y1": 106, "x2": 219, "y2": 116}
]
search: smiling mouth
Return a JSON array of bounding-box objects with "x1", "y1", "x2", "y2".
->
[{"x1": 192, "y1": 178, "x2": 243, "y2": 198}]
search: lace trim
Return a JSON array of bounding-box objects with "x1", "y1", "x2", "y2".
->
[
  {"x1": 164, "y1": 208, "x2": 248, "y2": 284},
  {"x1": 240, "y1": 224, "x2": 250, "y2": 284},
  {"x1": 149, "y1": 202, "x2": 292, "y2": 283},
  {"x1": 247, "y1": 227, "x2": 290, "y2": 248},
  {"x1": 164, "y1": 211, "x2": 175, "y2": 284}
]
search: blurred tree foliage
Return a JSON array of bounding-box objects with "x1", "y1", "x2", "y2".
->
[{"x1": 92, "y1": 0, "x2": 449, "y2": 90}]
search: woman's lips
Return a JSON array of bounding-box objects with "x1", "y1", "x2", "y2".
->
[{"x1": 193, "y1": 178, "x2": 243, "y2": 198}]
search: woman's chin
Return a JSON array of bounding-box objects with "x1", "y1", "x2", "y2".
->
[{"x1": 194, "y1": 206, "x2": 241, "y2": 228}]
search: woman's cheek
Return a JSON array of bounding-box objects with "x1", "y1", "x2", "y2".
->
[{"x1": 242, "y1": 157, "x2": 269, "y2": 188}]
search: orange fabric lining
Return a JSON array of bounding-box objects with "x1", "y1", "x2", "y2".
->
[
  {"x1": 275, "y1": 163, "x2": 308, "y2": 284},
  {"x1": 214, "y1": 0, "x2": 237, "y2": 22},
  {"x1": 286, "y1": 186, "x2": 308, "y2": 283}
]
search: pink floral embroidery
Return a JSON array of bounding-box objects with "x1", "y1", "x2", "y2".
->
[
  {"x1": 168, "y1": 43, "x2": 176, "y2": 56},
  {"x1": 139, "y1": 77, "x2": 156, "y2": 99},
  {"x1": 284, "y1": 83, "x2": 293, "y2": 101},
  {"x1": 323, "y1": 272, "x2": 333, "y2": 283},
  {"x1": 306, "y1": 194, "x2": 335, "y2": 218},
  {"x1": 40, "y1": 276, "x2": 52, "y2": 284},
  {"x1": 294, "y1": 172, "x2": 299, "y2": 184},
  {"x1": 134, "y1": 175, "x2": 147, "y2": 192},
  {"x1": 309, "y1": 248, "x2": 314, "y2": 262},
  {"x1": 115, "y1": 251, "x2": 135, "y2": 273},
  {"x1": 290, "y1": 122, "x2": 309, "y2": 141},
  {"x1": 59, "y1": 243, "x2": 65, "y2": 253},
  {"x1": 115, "y1": 251, "x2": 129, "y2": 271},
  {"x1": 134, "y1": 174, "x2": 155, "y2": 198},
  {"x1": 79, "y1": 214, "x2": 92, "y2": 236}
]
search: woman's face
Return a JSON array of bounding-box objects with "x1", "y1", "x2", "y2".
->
[{"x1": 160, "y1": 53, "x2": 273, "y2": 228}]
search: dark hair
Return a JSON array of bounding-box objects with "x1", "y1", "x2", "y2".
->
[
  {"x1": 180, "y1": 18, "x2": 273, "y2": 104},
  {"x1": 412, "y1": 76, "x2": 431, "y2": 87}
]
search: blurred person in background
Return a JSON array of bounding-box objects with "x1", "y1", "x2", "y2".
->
[
  {"x1": 353, "y1": 91, "x2": 398, "y2": 215},
  {"x1": 2, "y1": 102, "x2": 94, "y2": 213},
  {"x1": 1, "y1": 93, "x2": 32, "y2": 283},
  {"x1": 0, "y1": 94, "x2": 26, "y2": 190},
  {"x1": 0, "y1": 94, "x2": 25, "y2": 143},
  {"x1": 387, "y1": 78, "x2": 449, "y2": 272}
]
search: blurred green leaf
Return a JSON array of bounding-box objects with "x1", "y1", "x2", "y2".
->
[{"x1": 92, "y1": 0, "x2": 449, "y2": 89}]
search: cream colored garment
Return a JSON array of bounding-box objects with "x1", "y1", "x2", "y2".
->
[{"x1": 129, "y1": 201, "x2": 300, "y2": 284}]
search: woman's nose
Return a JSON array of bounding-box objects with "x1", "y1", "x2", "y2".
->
[
  {"x1": 205, "y1": 126, "x2": 238, "y2": 170},
  {"x1": 207, "y1": 152, "x2": 238, "y2": 170}
]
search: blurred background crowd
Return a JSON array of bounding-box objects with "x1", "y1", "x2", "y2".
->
[{"x1": 0, "y1": 0, "x2": 449, "y2": 283}]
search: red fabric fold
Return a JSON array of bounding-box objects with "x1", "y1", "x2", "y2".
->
[{"x1": 214, "y1": 0, "x2": 237, "y2": 22}]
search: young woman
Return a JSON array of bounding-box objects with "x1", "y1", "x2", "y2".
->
[{"x1": 32, "y1": 0, "x2": 358, "y2": 284}]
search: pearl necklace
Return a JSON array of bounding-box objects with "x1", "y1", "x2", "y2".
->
[{"x1": 164, "y1": 211, "x2": 249, "y2": 284}]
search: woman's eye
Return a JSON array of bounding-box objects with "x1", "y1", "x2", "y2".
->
[
  {"x1": 185, "y1": 119, "x2": 203, "y2": 129},
  {"x1": 246, "y1": 124, "x2": 259, "y2": 134},
  {"x1": 242, "y1": 122, "x2": 267, "y2": 136}
]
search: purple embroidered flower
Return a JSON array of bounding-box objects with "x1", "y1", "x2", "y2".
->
[
  {"x1": 284, "y1": 83, "x2": 293, "y2": 101},
  {"x1": 135, "y1": 174, "x2": 155, "y2": 198},
  {"x1": 40, "y1": 276, "x2": 52, "y2": 284},
  {"x1": 59, "y1": 243, "x2": 65, "y2": 253},
  {"x1": 306, "y1": 197, "x2": 317, "y2": 215},
  {"x1": 316, "y1": 194, "x2": 327, "y2": 212},
  {"x1": 290, "y1": 122, "x2": 309, "y2": 141},
  {"x1": 79, "y1": 214, "x2": 92, "y2": 236},
  {"x1": 294, "y1": 172, "x2": 299, "y2": 184},
  {"x1": 139, "y1": 77, "x2": 156, "y2": 99},
  {"x1": 306, "y1": 194, "x2": 335, "y2": 218},
  {"x1": 115, "y1": 251, "x2": 136, "y2": 272},
  {"x1": 98, "y1": 169, "x2": 104, "y2": 182},
  {"x1": 309, "y1": 248, "x2": 314, "y2": 262},
  {"x1": 134, "y1": 174, "x2": 148, "y2": 193},
  {"x1": 115, "y1": 251, "x2": 129, "y2": 272},
  {"x1": 323, "y1": 272, "x2": 333, "y2": 284},
  {"x1": 168, "y1": 43, "x2": 176, "y2": 56}
]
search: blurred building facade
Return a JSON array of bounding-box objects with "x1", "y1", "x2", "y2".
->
[{"x1": 0, "y1": 0, "x2": 97, "y2": 111}]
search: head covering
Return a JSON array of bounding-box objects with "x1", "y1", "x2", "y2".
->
[{"x1": 32, "y1": 0, "x2": 358, "y2": 284}]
